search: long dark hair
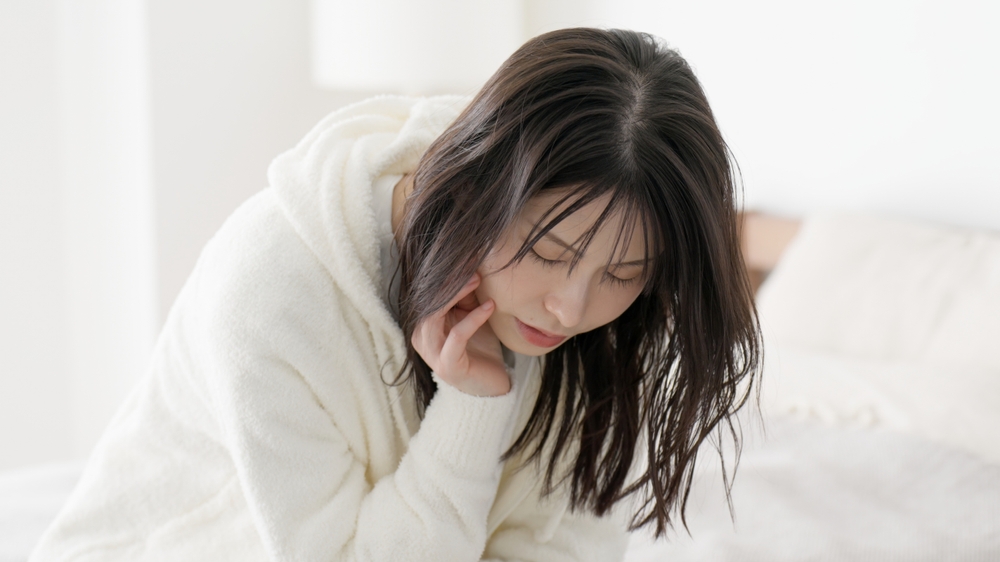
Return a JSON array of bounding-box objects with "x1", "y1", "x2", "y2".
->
[{"x1": 394, "y1": 27, "x2": 761, "y2": 537}]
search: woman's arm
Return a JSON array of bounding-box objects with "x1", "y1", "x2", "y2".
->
[
  {"x1": 191, "y1": 191, "x2": 523, "y2": 561},
  {"x1": 482, "y1": 495, "x2": 630, "y2": 562}
]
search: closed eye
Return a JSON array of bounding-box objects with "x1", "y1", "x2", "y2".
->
[
  {"x1": 528, "y1": 248, "x2": 640, "y2": 288},
  {"x1": 602, "y1": 271, "x2": 640, "y2": 288},
  {"x1": 528, "y1": 248, "x2": 562, "y2": 267}
]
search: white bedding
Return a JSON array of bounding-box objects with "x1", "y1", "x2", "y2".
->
[
  {"x1": 625, "y1": 415, "x2": 1000, "y2": 561},
  {"x1": 5, "y1": 418, "x2": 998, "y2": 562},
  {"x1": 0, "y1": 461, "x2": 83, "y2": 562}
]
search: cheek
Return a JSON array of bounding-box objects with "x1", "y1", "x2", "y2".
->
[
  {"x1": 475, "y1": 253, "x2": 533, "y2": 311},
  {"x1": 576, "y1": 280, "x2": 645, "y2": 332},
  {"x1": 474, "y1": 246, "x2": 510, "y2": 308}
]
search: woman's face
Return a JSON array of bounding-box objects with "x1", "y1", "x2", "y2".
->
[{"x1": 474, "y1": 191, "x2": 650, "y2": 356}]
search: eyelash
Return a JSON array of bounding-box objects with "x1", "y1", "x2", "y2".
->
[{"x1": 527, "y1": 249, "x2": 639, "y2": 288}]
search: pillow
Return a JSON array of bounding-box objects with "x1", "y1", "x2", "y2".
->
[
  {"x1": 756, "y1": 213, "x2": 1000, "y2": 371},
  {"x1": 755, "y1": 212, "x2": 1000, "y2": 464}
]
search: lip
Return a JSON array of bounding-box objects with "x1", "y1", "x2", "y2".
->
[{"x1": 515, "y1": 318, "x2": 567, "y2": 348}]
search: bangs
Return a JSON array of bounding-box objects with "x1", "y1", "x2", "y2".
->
[{"x1": 500, "y1": 179, "x2": 666, "y2": 293}]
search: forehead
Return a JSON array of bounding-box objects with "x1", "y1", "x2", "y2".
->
[{"x1": 520, "y1": 189, "x2": 648, "y2": 259}]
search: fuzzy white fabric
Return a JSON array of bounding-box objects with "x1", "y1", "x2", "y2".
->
[
  {"x1": 28, "y1": 96, "x2": 628, "y2": 562},
  {"x1": 756, "y1": 213, "x2": 1000, "y2": 464}
]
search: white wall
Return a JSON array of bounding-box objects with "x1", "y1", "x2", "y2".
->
[
  {"x1": 0, "y1": 0, "x2": 159, "y2": 471},
  {"x1": 57, "y1": 0, "x2": 160, "y2": 465},
  {"x1": 312, "y1": 0, "x2": 524, "y2": 93},
  {"x1": 532, "y1": 0, "x2": 1000, "y2": 230},
  {"x1": 147, "y1": 0, "x2": 363, "y2": 316},
  {"x1": 0, "y1": 0, "x2": 72, "y2": 470},
  {"x1": 0, "y1": 0, "x2": 359, "y2": 470}
]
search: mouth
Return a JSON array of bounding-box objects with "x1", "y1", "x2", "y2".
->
[{"x1": 515, "y1": 318, "x2": 568, "y2": 348}]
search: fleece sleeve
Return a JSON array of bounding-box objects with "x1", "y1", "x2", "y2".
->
[
  {"x1": 482, "y1": 513, "x2": 630, "y2": 561},
  {"x1": 207, "y1": 351, "x2": 519, "y2": 562},
  {"x1": 187, "y1": 193, "x2": 524, "y2": 562},
  {"x1": 480, "y1": 481, "x2": 630, "y2": 561}
]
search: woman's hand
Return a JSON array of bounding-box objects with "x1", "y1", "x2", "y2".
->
[{"x1": 411, "y1": 273, "x2": 510, "y2": 397}]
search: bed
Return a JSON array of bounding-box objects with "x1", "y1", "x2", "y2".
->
[
  {"x1": 4, "y1": 212, "x2": 999, "y2": 561},
  {"x1": 626, "y1": 211, "x2": 1000, "y2": 561}
]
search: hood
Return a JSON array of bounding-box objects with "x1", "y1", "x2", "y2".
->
[{"x1": 268, "y1": 95, "x2": 469, "y2": 343}]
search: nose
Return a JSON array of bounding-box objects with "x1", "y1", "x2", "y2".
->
[{"x1": 543, "y1": 276, "x2": 589, "y2": 330}]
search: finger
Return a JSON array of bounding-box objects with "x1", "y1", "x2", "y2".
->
[{"x1": 440, "y1": 299, "x2": 495, "y2": 367}]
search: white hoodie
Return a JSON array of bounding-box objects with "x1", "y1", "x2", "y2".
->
[{"x1": 29, "y1": 96, "x2": 629, "y2": 562}]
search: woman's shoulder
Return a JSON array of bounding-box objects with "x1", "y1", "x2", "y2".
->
[
  {"x1": 196, "y1": 188, "x2": 327, "y2": 293},
  {"x1": 176, "y1": 189, "x2": 348, "y2": 339}
]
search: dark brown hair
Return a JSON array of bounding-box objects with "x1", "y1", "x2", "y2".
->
[{"x1": 394, "y1": 27, "x2": 760, "y2": 537}]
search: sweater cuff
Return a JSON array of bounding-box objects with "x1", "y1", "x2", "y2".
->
[{"x1": 413, "y1": 372, "x2": 520, "y2": 476}]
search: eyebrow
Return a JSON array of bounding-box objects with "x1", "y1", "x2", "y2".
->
[{"x1": 541, "y1": 231, "x2": 651, "y2": 267}]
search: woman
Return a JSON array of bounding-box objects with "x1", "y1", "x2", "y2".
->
[{"x1": 32, "y1": 28, "x2": 760, "y2": 561}]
